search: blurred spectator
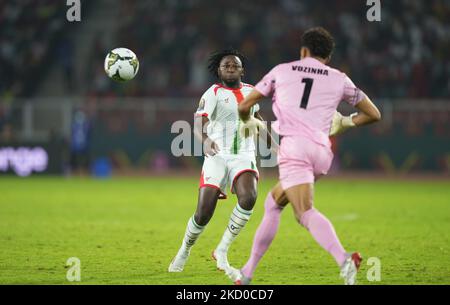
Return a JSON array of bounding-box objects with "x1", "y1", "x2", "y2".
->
[
  {"x1": 56, "y1": 36, "x2": 75, "y2": 92},
  {"x1": 70, "y1": 110, "x2": 92, "y2": 175}
]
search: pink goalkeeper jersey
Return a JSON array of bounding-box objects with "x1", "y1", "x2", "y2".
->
[{"x1": 254, "y1": 57, "x2": 366, "y2": 148}]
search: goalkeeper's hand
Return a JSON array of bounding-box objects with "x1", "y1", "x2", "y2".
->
[
  {"x1": 329, "y1": 111, "x2": 357, "y2": 136},
  {"x1": 239, "y1": 116, "x2": 265, "y2": 138}
]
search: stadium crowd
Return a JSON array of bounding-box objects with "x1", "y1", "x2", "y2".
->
[
  {"x1": 1, "y1": 0, "x2": 448, "y2": 100},
  {"x1": 88, "y1": 0, "x2": 450, "y2": 99},
  {"x1": 0, "y1": 0, "x2": 450, "y2": 99},
  {"x1": 0, "y1": 1, "x2": 448, "y2": 173},
  {"x1": 0, "y1": 1, "x2": 69, "y2": 99}
]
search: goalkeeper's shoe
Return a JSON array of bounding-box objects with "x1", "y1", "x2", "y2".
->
[
  {"x1": 340, "y1": 252, "x2": 362, "y2": 285},
  {"x1": 225, "y1": 266, "x2": 252, "y2": 285},
  {"x1": 168, "y1": 247, "x2": 190, "y2": 272},
  {"x1": 212, "y1": 249, "x2": 230, "y2": 271}
]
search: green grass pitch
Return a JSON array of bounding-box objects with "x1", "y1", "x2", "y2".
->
[{"x1": 0, "y1": 176, "x2": 449, "y2": 285}]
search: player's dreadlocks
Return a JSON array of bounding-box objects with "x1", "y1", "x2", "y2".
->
[{"x1": 207, "y1": 49, "x2": 247, "y2": 78}]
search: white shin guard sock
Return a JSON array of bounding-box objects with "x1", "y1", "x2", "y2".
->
[
  {"x1": 182, "y1": 216, "x2": 205, "y2": 251},
  {"x1": 217, "y1": 203, "x2": 253, "y2": 252}
]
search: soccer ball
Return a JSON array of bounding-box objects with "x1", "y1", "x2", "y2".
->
[{"x1": 104, "y1": 48, "x2": 139, "y2": 82}]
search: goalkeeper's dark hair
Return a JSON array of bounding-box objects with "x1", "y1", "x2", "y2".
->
[
  {"x1": 301, "y1": 27, "x2": 335, "y2": 59},
  {"x1": 207, "y1": 49, "x2": 247, "y2": 78}
]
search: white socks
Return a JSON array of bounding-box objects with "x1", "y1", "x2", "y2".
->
[
  {"x1": 217, "y1": 203, "x2": 253, "y2": 253},
  {"x1": 181, "y1": 216, "x2": 205, "y2": 252},
  {"x1": 179, "y1": 203, "x2": 253, "y2": 255}
]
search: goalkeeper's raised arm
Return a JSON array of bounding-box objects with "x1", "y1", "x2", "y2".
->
[{"x1": 238, "y1": 89, "x2": 265, "y2": 122}]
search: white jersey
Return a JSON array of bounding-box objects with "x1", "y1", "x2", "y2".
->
[{"x1": 195, "y1": 82, "x2": 260, "y2": 156}]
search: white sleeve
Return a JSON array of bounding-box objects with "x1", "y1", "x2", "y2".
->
[{"x1": 195, "y1": 88, "x2": 217, "y2": 118}]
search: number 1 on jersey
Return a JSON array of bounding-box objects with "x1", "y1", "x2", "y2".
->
[{"x1": 300, "y1": 78, "x2": 314, "y2": 109}]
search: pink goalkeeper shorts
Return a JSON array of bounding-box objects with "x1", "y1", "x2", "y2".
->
[{"x1": 278, "y1": 135, "x2": 334, "y2": 190}]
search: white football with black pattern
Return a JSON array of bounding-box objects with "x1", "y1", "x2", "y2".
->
[{"x1": 104, "y1": 48, "x2": 139, "y2": 82}]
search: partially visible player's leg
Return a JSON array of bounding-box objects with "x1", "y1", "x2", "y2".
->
[
  {"x1": 169, "y1": 155, "x2": 227, "y2": 273},
  {"x1": 214, "y1": 171, "x2": 257, "y2": 271},
  {"x1": 233, "y1": 171, "x2": 258, "y2": 210},
  {"x1": 184, "y1": 186, "x2": 221, "y2": 252},
  {"x1": 238, "y1": 182, "x2": 288, "y2": 282},
  {"x1": 194, "y1": 186, "x2": 221, "y2": 226},
  {"x1": 279, "y1": 135, "x2": 347, "y2": 266},
  {"x1": 284, "y1": 183, "x2": 361, "y2": 284},
  {"x1": 279, "y1": 136, "x2": 361, "y2": 284},
  {"x1": 169, "y1": 187, "x2": 220, "y2": 272},
  {"x1": 285, "y1": 183, "x2": 347, "y2": 267}
]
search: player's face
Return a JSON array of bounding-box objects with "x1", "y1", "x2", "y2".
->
[{"x1": 218, "y1": 55, "x2": 244, "y2": 85}]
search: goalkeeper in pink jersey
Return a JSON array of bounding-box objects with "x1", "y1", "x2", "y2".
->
[{"x1": 226, "y1": 27, "x2": 381, "y2": 285}]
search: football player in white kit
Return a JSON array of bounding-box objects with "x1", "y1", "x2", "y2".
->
[{"x1": 169, "y1": 49, "x2": 270, "y2": 273}]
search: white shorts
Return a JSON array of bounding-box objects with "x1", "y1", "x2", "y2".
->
[{"x1": 199, "y1": 153, "x2": 259, "y2": 199}]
